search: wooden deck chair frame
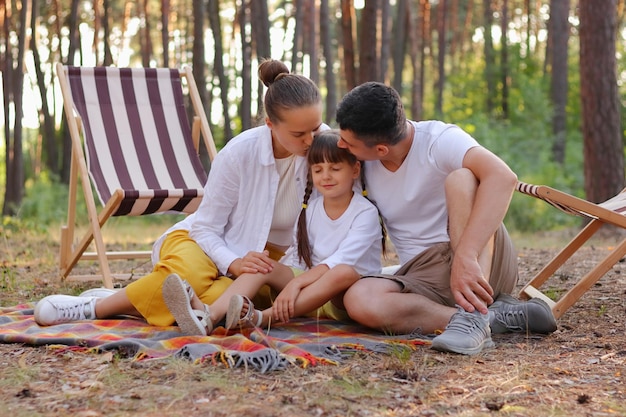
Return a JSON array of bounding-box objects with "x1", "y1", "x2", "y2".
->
[
  {"x1": 57, "y1": 63, "x2": 217, "y2": 289},
  {"x1": 515, "y1": 181, "x2": 626, "y2": 318}
]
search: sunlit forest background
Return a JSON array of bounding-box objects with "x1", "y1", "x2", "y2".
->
[{"x1": 2, "y1": 0, "x2": 625, "y2": 233}]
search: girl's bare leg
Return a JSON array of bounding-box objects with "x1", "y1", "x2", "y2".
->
[
  {"x1": 263, "y1": 264, "x2": 360, "y2": 324},
  {"x1": 195, "y1": 261, "x2": 294, "y2": 325}
]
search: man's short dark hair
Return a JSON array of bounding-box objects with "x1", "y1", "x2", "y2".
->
[{"x1": 336, "y1": 82, "x2": 407, "y2": 147}]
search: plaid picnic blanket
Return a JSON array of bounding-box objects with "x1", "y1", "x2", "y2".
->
[{"x1": 0, "y1": 304, "x2": 430, "y2": 373}]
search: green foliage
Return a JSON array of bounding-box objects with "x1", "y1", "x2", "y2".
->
[
  {"x1": 16, "y1": 172, "x2": 71, "y2": 228},
  {"x1": 440, "y1": 52, "x2": 588, "y2": 232},
  {"x1": 15, "y1": 172, "x2": 186, "y2": 230}
]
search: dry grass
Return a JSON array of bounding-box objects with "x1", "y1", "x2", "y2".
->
[{"x1": 1, "y1": 221, "x2": 625, "y2": 416}]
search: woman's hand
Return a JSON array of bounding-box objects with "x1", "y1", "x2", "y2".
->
[{"x1": 229, "y1": 250, "x2": 274, "y2": 276}]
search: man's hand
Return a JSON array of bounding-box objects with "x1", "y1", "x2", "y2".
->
[{"x1": 449, "y1": 254, "x2": 493, "y2": 314}]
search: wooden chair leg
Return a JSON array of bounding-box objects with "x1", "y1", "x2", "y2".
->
[
  {"x1": 552, "y1": 237, "x2": 626, "y2": 318},
  {"x1": 519, "y1": 219, "x2": 603, "y2": 300}
]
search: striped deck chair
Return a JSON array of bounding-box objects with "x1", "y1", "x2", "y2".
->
[
  {"x1": 57, "y1": 63, "x2": 218, "y2": 289},
  {"x1": 516, "y1": 181, "x2": 626, "y2": 318}
]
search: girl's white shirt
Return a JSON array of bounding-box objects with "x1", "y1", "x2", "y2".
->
[
  {"x1": 363, "y1": 120, "x2": 479, "y2": 265},
  {"x1": 286, "y1": 192, "x2": 383, "y2": 275},
  {"x1": 151, "y1": 124, "x2": 310, "y2": 274}
]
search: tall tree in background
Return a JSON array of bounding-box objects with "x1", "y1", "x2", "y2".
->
[
  {"x1": 549, "y1": 0, "x2": 570, "y2": 164},
  {"x1": 238, "y1": 0, "x2": 252, "y2": 130},
  {"x1": 2, "y1": 0, "x2": 27, "y2": 216},
  {"x1": 320, "y1": 0, "x2": 337, "y2": 123},
  {"x1": 208, "y1": 0, "x2": 234, "y2": 142},
  {"x1": 161, "y1": 0, "x2": 170, "y2": 67},
  {"x1": 435, "y1": 0, "x2": 447, "y2": 117},
  {"x1": 31, "y1": 0, "x2": 58, "y2": 175},
  {"x1": 340, "y1": 0, "x2": 356, "y2": 90},
  {"x1": 379, "y1": 0, "x2": 391, "y2": 83},
  {"x1": 579, "y1": 0, "x2": 623, "y2": 203},
  {"x1": 483, "y1": 0, "x2": 495, "y2": 114},
  {"x1": 358, "y1": 0, "x2": 378, "y2": 82},
  {"x1": 102, "y1": 0, "x2": 113, "y2": 65},
  {"x1": 305, "y1": 0, "x2": 319, "y2": 84},
  {"x1": 500, "y1": 0, "x2": 509, "y2": 118},
  {"x1": 392, "y1": 0, "x2": 408, "y2": 95},
  {"x1": 61, "y1": 0, "x2": 82, "y2": 183},
  {"x1": 292, "y1": 0, "x2": 304, "y2": 72},
  {"x1": 251, "y1": 0, "x2": 270, "y2": 116}
]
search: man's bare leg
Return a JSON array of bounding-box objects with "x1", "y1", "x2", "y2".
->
[
  {"x1": 343, "y1": 278, "x2": 456, "y2": 335},
  {"x1": 445, "y1": 168, "x2": 494, "y2": 282}
]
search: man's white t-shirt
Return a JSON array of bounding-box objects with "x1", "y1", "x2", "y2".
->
[{"x1": 363, "y1": 120, "x2": 479, "y2": 265}]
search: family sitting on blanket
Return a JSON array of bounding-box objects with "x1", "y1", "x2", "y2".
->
[{"x1": 34, "y1": 59, "x2": 557, "y2": 356}]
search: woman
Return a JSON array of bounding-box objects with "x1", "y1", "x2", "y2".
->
[{"x1": 34, "y1": 59, "x2": 325, "y2": 334}]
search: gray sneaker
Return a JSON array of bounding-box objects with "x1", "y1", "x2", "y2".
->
[
  {"x1": 431, "y1": 307, "x2": 494, "y2": 355},
  {"x1": 489, "y1": 294, "x2": 557, "y2": 334},
  {"x1": 34, "y1": 295, "x2": 97, "y2": 326}
]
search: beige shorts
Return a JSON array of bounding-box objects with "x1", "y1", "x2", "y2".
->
[{"x1": 364, "y1": 223, "x2": 518, "y2": 307}]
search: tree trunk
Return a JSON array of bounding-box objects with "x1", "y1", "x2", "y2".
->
[
  {"x1": 102, "y1": 0, "x2": 113, "y2": 65},
  {"x1": 141, "y1": 0, "x2": 152, "y2": 67},
  {"x1": 208, "y1": 0, "x2": 233, "y2": 142},
  {"x1": 251, "y1": 0, "x2": 271, "y2": 119},
  {"x1": 408, "y1": 3, "x2": 421, "y2": 121},
  {"x1": 92, "y1": 0, "x2": 101, "y2": 64},
  {"x1": 292, "y1": 0, "x2": 304, "y2": 72},
  {"x1": 392, "y1": 0, "x2": 408, "y2": 95},
  {"x1": 358, "y1": 0, "x2": 379, "y2": 83},
  {"x1": 459, "y1": 0, "x2": 474, "y2": 73},
  {"x1": 320, "y1": 0, "x2": 337, "y2": 124},
  {"x1": 239, "y1": 0, "x2": 252, "y2": 130},
  {"x1": 435, "y1": 0, "x2": 446, "y2": 117},
  {"x1": 483, "y1": 0, "x2": 495, "y2": 114},
  {"x1": 30, "y1": 0, "x2": 58, "y2": 174},
  {"x1": 192, "y1": 0, "x2": 210, "y2": 164},
  {"x1": 549, "y1": 0, "x2": 570, "y2": 164},
  {"x1": 379, "y1": 0, "x2": 391, "y2": 83},
  {"x1": 579, "y1": 0, "x2": 624, "y2": 203},
  {"x1": 500, "y1": 0, "x2": 509, "y2": 118},
  {"x1": 340, "y1": 0, "x2": 356, "y2": 90},
  {"x1": 2, "y1": 0, "x2": 27, "y2": 216},
  {"x1": 305, "y1": 0, "x2": 319, "y2": 84},
  {"x1": 162, "y1": 0, "x2": 170, "y2": 67}
]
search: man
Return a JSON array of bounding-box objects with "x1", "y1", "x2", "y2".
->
[{"x1": 335, "y1": 82, "x2": 556, "y2": 355}]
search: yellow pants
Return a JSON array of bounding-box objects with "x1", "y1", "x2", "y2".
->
[{"x1": 125, "y1": 230, "x2": 232, "y2": 326}]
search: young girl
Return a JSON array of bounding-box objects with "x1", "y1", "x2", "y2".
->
[
  {"x1": 34, "y1": 59, "x2": 325, "y2": 335},
  {"x1": 162, "y1": 130, "x2": 385, "y2": 333}
]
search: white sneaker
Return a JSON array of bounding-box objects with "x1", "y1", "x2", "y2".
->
[
  {"x1": 34, "y1": 295, "x2": 97, "y2": 326},
  {"x1": 78, "y1": 288, "x2": 118, "y2": 298}
]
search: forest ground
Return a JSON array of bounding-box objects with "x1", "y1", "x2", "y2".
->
[{"x1": 1, "y1": 223, "x2": 625, "y2": 417}]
